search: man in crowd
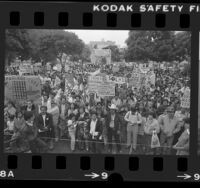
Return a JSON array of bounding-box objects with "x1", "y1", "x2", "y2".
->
[
  {"x1": 106, "y1": 104, "x2": 122, "y2": 153},
  {"x1": 159, "y1": 106, "x2": 179, "y2": 155},
  {"x1": 35, "y1": 105, "x2": 54, "y2": 150}
]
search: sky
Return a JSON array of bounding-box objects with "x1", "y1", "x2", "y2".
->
[{"x1": 65, "y1": 30, "x2": 129, "y2": 47}]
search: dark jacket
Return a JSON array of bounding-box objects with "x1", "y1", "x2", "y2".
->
[
  {"x1": 22, "y1": 122, "x2": 38, "y2": 141},
  {"x1": 35, "y1": 113, "x2": 54, "y2": 131},
  {"x1": 105, "y1": 113, "x2": 121, "y2": 132},
  {"x1": 87, "y1": 119, "x2": 103, "y2": 139}
]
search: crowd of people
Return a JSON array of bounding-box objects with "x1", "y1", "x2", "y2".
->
[{"x1": 4, "y1": 60, "x2": 190, "y2": 155}]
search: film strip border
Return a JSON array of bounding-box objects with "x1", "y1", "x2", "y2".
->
[
  {"x1": 0, "y1": 155, "x2": 194, "y2": 181},
  {"x1": 0, "y1": 2, "x2": 199, "y2": 29},
  {"x1": 0, "y1": 2, "x2": 200, "y2": 181}
]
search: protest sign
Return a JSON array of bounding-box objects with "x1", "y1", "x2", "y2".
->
[
  {"x1": 5, "y1": 76, "x2": 41, "y2": 104},
  {"x1": 88, "y1": 75, "x2": 115, "y2": 97},
  {"x1": 145, "y1": 71, "x2": 156, "y2": 86},
  {"x1": 181, "y1": 88, "x2": 190, "y2": 108},
  {"x1": 128, "y1": 69, "x2": 141, "y2": 88},
  {"x1": 19, "y1": 63, "x2": 33, "y2": 75},
  {"x1": 65, "y1": 74, "x2": 75, "y2": 93},
  {"x1": 107, "y1": 75, "x2": 126, "y2": 84}
]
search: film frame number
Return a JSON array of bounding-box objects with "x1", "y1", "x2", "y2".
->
[
  {"x1": 194, "y1": 173, "x2": 200, "y2": 181},
  {"x1": 0, "y1": 170, "x2": 14, "y2": 178},
  {"x1": 101, "y1": 172, "x2": 108, "y2": 179}
]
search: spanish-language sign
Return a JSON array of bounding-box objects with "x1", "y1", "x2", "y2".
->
[
  {"x1": 5, "y1": 76, "x2": 41, "y2": 104},
  {"x1": 128, "y1": 69, "x2": 141, "y2": 88},
  {"x1": 19, "y1": 63, "x2": 34, "y2": 75},
  {"x1": 181, "y1": 88, "x2": 190, "y2": 108},
  {"x1": 88, "y1": 75, "x2": 115, "y2": 97}
]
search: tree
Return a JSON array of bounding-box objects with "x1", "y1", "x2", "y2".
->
[
  {"x1": 125, "y1": 31, "x2": 191, "y2": 63},
  {"x1": 150, "y1": 31, "x2": 175, "y2": 62},
  {"x1": 125, "y1": 31, "x2": 154, "y2": 62},
  {"x1": 28, "y1": 30, "x2": 85, "y2": 64},
  {"x1": 104, "y1": 45, "x2": 121, "y2": 62},
  {"x1": 80, "y1": 45, "x2": 91, "y2": 62},
  {"x1": 5, "y1": 29, "x2": 86, "y2": 66},
  {"x1": 172, "y1": 31, "x2": 191, "y2": 61},
  {"x1": 5, "y1": 29, "x2": 32, "y2": 65}
]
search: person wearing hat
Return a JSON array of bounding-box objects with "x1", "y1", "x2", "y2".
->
[
  {"x1": 158, "y1": 106, "x2": 179, "y2": 155},
  {"x1": 105, "y1": 104, "x2": 122, "y2": 153},
  {"x1": 87, "y1": 111, "x2": 103, "y2": 153},
  {"x1": 124, "y1": 106, "x2": 142, "y2": 153}
]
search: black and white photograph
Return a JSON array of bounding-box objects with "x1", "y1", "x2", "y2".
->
[{"x1": 4, "y1": 29, "x2": 191, "y2": 155}]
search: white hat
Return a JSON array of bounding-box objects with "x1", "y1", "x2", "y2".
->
[{"x1": 109, "y1": 104, "x2": 118, "y2": 110}]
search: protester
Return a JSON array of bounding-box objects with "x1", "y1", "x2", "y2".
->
[
  {"x1": 35, "y1": 105, "x2": 54, "y2": 150},
  {"x1": 124, "y1": 106, "x2": 142, "y2": 153},
  {"x1": 67, "y1": 114, "x2": 77, "y2": 152},
  {"x1": 159, "y1": 106, "x2": 179, "y2": 155},
  {"x1": 88, "y1": 111, "x2": 103, "y2": 153},
  {"x1": 4, "y1": 57, "x2": 191, "y2": 155},
  {"x1": 173, "y1": 118, "x2": 190, "y2": 155},
  {"x1": 106, "y1": 104, "x2": 122, "y2": 153},
  {"x1": 144, "y1": 112, "x2": 160, "y2": 155}
]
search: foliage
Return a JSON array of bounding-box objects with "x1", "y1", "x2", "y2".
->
[{"x1": 125, "y1": 31, "x2": 191, "y2": 63}]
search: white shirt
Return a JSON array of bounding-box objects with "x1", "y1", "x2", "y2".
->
[
  {"x1": 90, "y1": 119, "x2": 97, "y2": 136},
  {"x1": 109, "y1": 114, "x2": 115, "y2": 128},
  {"x1": 124, "y1": 111, "x2": 142, "y2": 125},
  {"x1": 42, "y1": 115, "x2": 46, "y2": 128}
]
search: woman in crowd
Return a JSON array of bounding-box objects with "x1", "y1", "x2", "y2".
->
[
  {"x1": 4, "y1": 101, "x2": 16, "y2": 118},
  {"x1": 76, "y1": 106, "x2": 90, "y2": 151},
  {"x1": 144, "y1": 112, "x2": 160, "y2": 155},
  {"x1": 67, "y1": 113, "x2": 78, "y2": 152}
]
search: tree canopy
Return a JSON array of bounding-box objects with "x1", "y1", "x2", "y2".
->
[
  {"x1": 125, "y1": 31, "x2": 191, "y2": 63},
  {"x1": 6, "y1": 29, "x2": 85, "y2": 65}
]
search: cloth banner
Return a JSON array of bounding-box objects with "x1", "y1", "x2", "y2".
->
[{"x1": 5, "y1": 76, "x2": 41, "y2": 104}]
